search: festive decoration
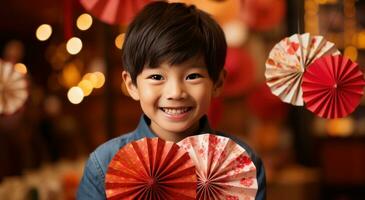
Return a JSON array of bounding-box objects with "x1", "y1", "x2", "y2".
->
[
  {"x1": 246, "y1": 83, "x2": 289, "y2": 121},
  {"x1": 265, "y1": 33, "x2": 340, "y2": 106},
  {"x1": 240, "y1": 0, "x2": 286, "y2": 31},
  {"x1": 302, "y1": 55, "x2": 365, "y2": 118},
  {"x1": 79, "y1": 0, "x2": 152, "y2": 25},
  {"x1": 105, "y1": 137, "x2": 197, "y2": 200},
  {"x1": 178, "y1": 134, "x2": 257, "y2": 200},
  {"x1": 223, "y1": 47, "x2": 256, "y2": 97},
  {"x1": 0, "y1": 60, "x2": 28, "y2": 115}
]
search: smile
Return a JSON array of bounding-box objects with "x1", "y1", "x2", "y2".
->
[{"x1": 160, "y1": 107, "x2": 192, "y2": 115}]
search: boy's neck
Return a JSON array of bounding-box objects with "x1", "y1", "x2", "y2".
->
[{"x1": 149, "y1": 121, "x2": 200, "y2": 143}]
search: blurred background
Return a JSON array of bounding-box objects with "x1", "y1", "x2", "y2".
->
[{"x1": 1, "y1": 0, "x2": 365, "y2": 199}]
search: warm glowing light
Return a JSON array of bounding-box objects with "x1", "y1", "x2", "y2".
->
[
  {"x1": 325, "y1": 117, "x2": 355, "y2": 137},
  {"x1": 36, "y1": 24, "x2": 52, "y2": 41},
  {"x1": 66, "y1": 37, "x2": 83, "y2": 55},
  {"x1": 94, "y1": 72, "x2": 105, "y2": 88},
  {"x1": 358, "y1": 31, "x2": 365, "y2": 49},
  {"x1": 62, "y1": 63, "x2": 81, "y2": 87},
  {"x1": 77, "y1": 13, "x2": 93, "y2": 31},
  {"x1": 67, "y1": 86, "x2": 84, "y2": 104},
  {"x1": 115, "y1": 33, "x2": 125, "y2": 49},
  {"x1": 83, "y1": 73, "x2": 98, "y2": 88},
  {"x1": 223, "y1": 20, "x2": 248, "y2": 47},
  {"x1": 14, "y1": 63, "x2": 27, "y2": 74},
  {"x1": 344, "y1": 46, "x2": 358, "y2": 61},
  {"x1": 78, "y1": 80, "x2": 93, "y2": 96}
]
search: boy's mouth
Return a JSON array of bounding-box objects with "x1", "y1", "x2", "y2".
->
[{"x1": 159, "y1": 107, "x2": 192, "y2": 115}]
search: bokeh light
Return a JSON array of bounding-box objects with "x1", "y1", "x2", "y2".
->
[
  {"x1": 76, "y1": 13, "x2": 93, "y2": 31},
  {"x1": 78, "y1": 80, "x2": 93, "y2": 96},
  {"x1": 14, "y1": 63, "x2": 27, "y2": 74},
  {"x1": 93, "y1": 72, "x2": 105, "y2": 88},
  {"x1": 115, "y1": 33, "x2": 125, "y2": 49},
  {"x1": 67, "y1": 86, "x2": 84, "y2": 104},
  {"x1": 62, "y1": 63, "x2": 81, "y2": 87},
  {"x1": 36, "y1": 24, "x2": 52, "y2": 41},
  {"x1": 66, "y1": 37, "x2": 83, "y2": 55}
]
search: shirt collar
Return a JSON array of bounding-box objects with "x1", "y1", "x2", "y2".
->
[{"x1": 134, "y1": 114, "x2": 213, "y2": 140}]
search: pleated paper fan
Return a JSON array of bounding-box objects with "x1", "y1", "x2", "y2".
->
[
  {"x1": 105, "y1": 137, "x2": 197, "y2": 200},
  {"x1": 0, "y1": 60, "x2": 28, "y2": 115},
  {"x1": 265, "y1": 33, "x2": 340, "y2": 106},
  {"x1": 80, "y1": 0, "x2": 152, "y2": 25},
  {"x1": 177, "y1": 134, "x2": 257, "y2": 200},
  {"x1": 302, "y1": 55, "x2": 365, "y2": 119}
]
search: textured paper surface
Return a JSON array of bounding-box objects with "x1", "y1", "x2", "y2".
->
[
  {"x1": 105, "y1": 137, "x2": 197, "y2": 200},
  {"x1": 178, "y1": 134, "x2": 258, "y2": 200},
  {"x1": 265, "y1": 33, "x2": 340, "y2": 106},
  {"x1": 302, "y1": 55, "x2": 365, "y2": 118},
  {"x1": 0, "y1": 60, "x2": 28, "y2": 115}
]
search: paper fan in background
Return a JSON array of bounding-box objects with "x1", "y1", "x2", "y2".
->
[
  {"x1": 265, "y1": 33, "x2": 340, "y2": 106},
  {"x1": 0, "y1": 60, "x2": 28, "y2": 115},
  {"x1": 223, "y1": 47, "x2": 256, "y2": 97},
  {"x1": 105, "y1": 137, "x2": 197, "y2": 200},
  {"x1": 178, "y1": 134, "x2": 257, "y2": 200},
  {"x1": 302, "y1": 55, "x2": 365, "y2": 119},
  {"x1": 80, "y1": 0, "x2": 152, "y2": 25}
]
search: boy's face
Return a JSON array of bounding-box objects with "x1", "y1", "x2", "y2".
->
[{"x1": 123, "y1": 56, "x2": 225, "y2": 141}]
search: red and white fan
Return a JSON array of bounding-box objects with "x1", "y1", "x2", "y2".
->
[
  {"x1": 0, "y1": 60, "x2": 28, "y2": 115},
  {"x1": 105, "y1": 137, "x2": 197, "y2": 200},
  {"x1": 265, "y1": 33, "x2": 340, "y2": 106},
  {"x1": 302, "y1": 55, "x2": 365, "y2": 118},
  {"x1": 178, "y1": 134, "x2": 257, "y2": 200},
  {"x1": 80, "y1": 0, "x2": 152, "y2": 25}
]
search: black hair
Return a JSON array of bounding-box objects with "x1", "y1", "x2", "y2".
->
[{"x1": 122, "y1": 1, "x2": 227, "y2": 84}]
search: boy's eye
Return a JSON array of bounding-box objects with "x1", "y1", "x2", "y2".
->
[
  {"x1": 186, "y1": 73, "x2": 202, "y2": 80},
  {"x1": 148, "y1": 74, "x2": 164, "y2": 80}
]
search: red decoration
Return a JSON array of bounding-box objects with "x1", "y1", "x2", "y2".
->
[
  {"x1": 302, "y1": 55, "x2": 365, "y2": 118},
  {"x1": 178, "y1": 134, "x2": 258, "y2": 200},
  {"x1": 79, "y1": 0, "x2": 152, "y2": 25},
  {"x1": 240, "y1": 0, "x2": 286, "y2": 31},
  {"x1": 246, "y1": 83, "x2": 289, "y2": 121},
  {"x1": 222, "y1": 47, "x2": 256, "y2": 97},
  {"x1": 105, "y1": 137, "x2": 197, "y2": 200}
]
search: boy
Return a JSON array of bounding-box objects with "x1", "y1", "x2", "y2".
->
[{"x1": 77, "y1": 1, "x2": 266, "y2": 199}]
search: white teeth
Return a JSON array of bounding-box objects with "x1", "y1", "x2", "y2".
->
[{"x1": 162, "y1": 107, "x2": 190, "y2": 115}]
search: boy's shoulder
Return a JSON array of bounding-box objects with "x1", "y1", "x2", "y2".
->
[{"x1": 88, "y1": 129, "x2": 145, "y2": 176}]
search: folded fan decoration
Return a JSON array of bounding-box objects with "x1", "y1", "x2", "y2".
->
[
  {"x1": 302, "y1": 55, "x2": 365, "y2": 118},
  {"x1": 177, "y1": 134, "x2": 257, "y2": 200},
  {"x1": 80, "y1": 0, "x2": 152, "y2": 25},
  {"x1": 105, "y1": 137, "x2": 197, "y2": 200},
  {"x1": 0, "y1": 60, "x2": 28, "y2": 115},
  {"x1": 265, "y1": 33, "x2": 340, "y2": 106}
]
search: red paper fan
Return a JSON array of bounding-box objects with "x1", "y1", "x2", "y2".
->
[
  {"x1": 240, "y1": 0, "x2": 286, "y2": 31},
  {"x1": 302, "y1": 55, "x2": 365, "y2": 118},
  {"x1": 79, "y1": 0, "x2": 152, "y2": 25},
  {"x1": 178, "y1": 134, "x2": 258, "y2": 200},
  {"x1": 223, "y1": 47, "x2": 256, "y2": 97},
  {"x1": 105, "y1": 137, "x2": 197, "y2": 200},
  {"x1": 0, "y1": 60, "x2": 28, "y2": 115}
]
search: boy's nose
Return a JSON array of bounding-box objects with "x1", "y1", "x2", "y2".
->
[{"x1": 165, "y1": 81, "x2": 187, "y2": 100}]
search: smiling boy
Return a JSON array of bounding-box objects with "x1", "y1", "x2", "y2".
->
[{"x1": 77, "y1": 1, "x2": 266, "y2": 199}]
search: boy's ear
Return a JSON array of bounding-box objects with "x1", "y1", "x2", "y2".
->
[
  {"x1": 213, "y1": 69, "x2": 227, "y2": 97},
  {"x1": 122, "y1": 71, "x2": 140, "y2": 101}
]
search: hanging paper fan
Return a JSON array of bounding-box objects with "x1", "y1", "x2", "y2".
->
[
  {"x1": 105, "y1": 137, "x2": 197, "y2": 200},
  {"x1": 265, "y1": 33, "x2": 340, "y2": 106},
  {"x1": 79, "y1": 0, "x2": 152, "y2": 25},
  {"x1": 240, "y1": 0, "x2": 286, "y2": 31},
  {"x1": 223, "y1": 47, "x2": 256, "y2": 97},
  {"x1": 302, "y1": 55, "x2": 365, "y2": 119},
  {"x1": 177, "y1": 134, "x2": 258, "y2": 200},
  {"x1": 0, "y1": 60, "x2": 28, "y2": 115}
]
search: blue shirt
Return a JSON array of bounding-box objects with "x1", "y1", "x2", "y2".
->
[{"x1": 77, "y1": 115, "x2": 266, "y2": 199}]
